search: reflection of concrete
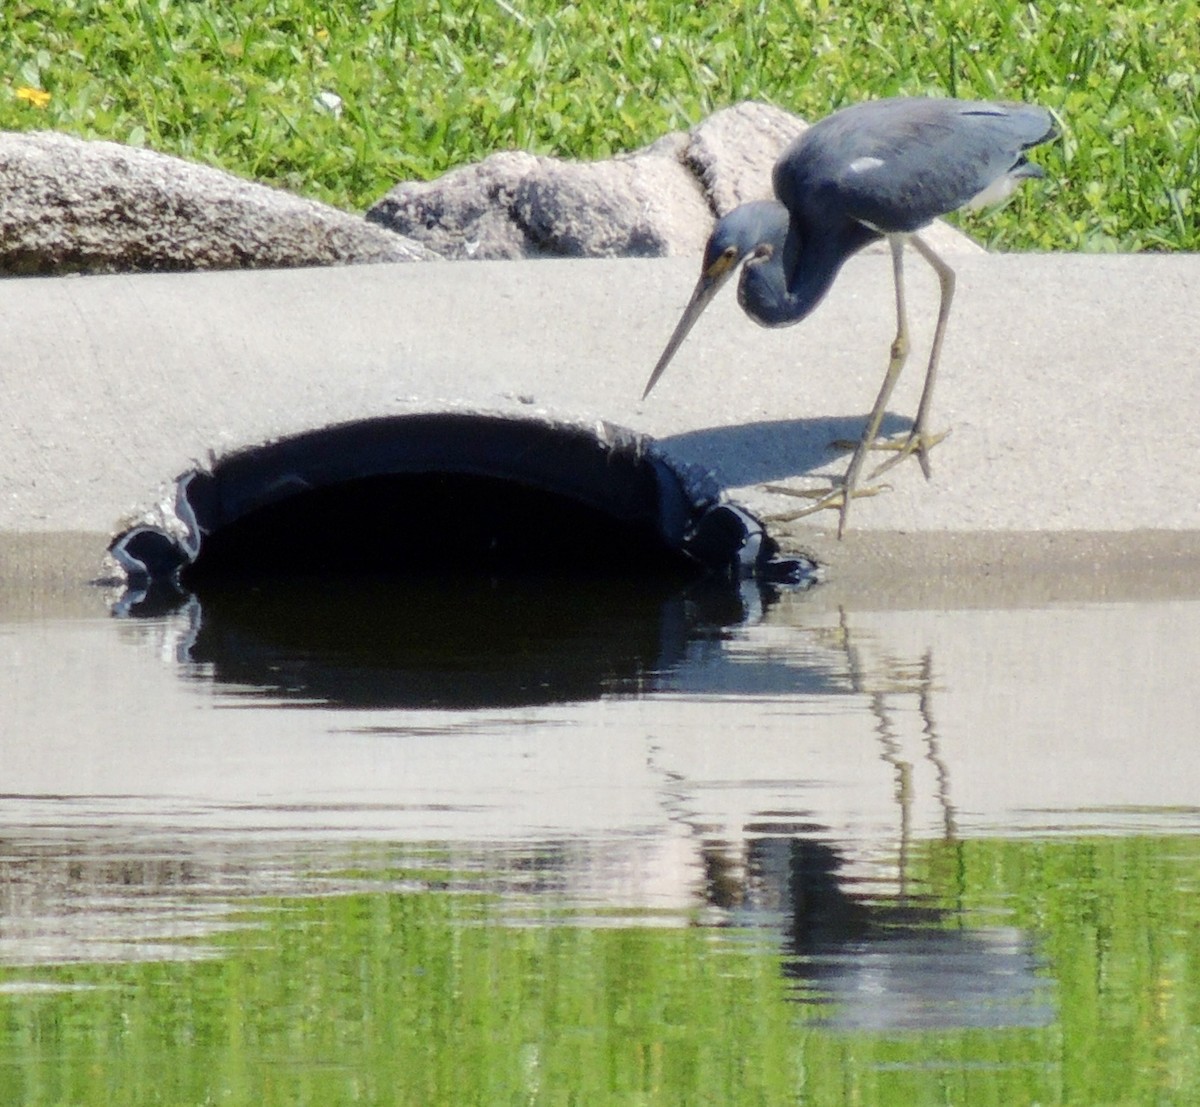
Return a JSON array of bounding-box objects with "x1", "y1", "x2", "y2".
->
[
  {"x1": 0, "y1": 833, "x2": 321, "y2": 965},
  {"x1": 2, "y1": 580, "x2": 1200, "y2": 949}
]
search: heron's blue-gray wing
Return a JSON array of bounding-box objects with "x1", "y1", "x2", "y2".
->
[{"x1": 774, "y1": 98, "x2": 1056, "y2": 235}]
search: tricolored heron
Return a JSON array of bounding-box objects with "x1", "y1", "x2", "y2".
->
[{"x1": 642, "y1": 96, "x2": 1058, "y2": 537}]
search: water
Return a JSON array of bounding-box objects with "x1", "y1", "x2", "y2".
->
[{"x1": 2, "y1": 558, "x2": 1200, "y2": 1104}]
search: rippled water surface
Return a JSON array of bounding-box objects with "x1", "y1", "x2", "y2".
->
[{"x1": 3, "y1": 562, "x2": 1200, "y2": 1104}]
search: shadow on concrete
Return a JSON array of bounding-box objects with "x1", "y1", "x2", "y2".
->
[{"x1": 656, "y1": 413, "x2": 912, "y2": 487}]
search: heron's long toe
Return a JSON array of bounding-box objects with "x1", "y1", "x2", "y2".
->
[
  {"x1": 832, "y1": 427, "x2": 948, "y2": 459},
  {"x1": 866, "y1": 428, "x2": 949, "y2": 481},
  {"x1": 761, "y1": 480, "x2": 888, "y2": 523}
]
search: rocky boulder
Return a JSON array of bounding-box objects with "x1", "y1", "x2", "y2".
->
[
  {"x1": 0, "y1": 130, "x2": 433, "y2": 275},
  {"x1": 366, "y1": 132, "x2": 711, "y2": 261},
  {"x1": 365, "y1": 102, "x2": 796, "y2": 260}
]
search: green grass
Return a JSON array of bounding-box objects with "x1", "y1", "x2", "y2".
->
[{"x1": 1, "y1": 0, "x2": 1197, "y2": 251}]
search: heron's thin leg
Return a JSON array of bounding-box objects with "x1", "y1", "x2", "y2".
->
[
  {"x1": 868, "y1": 233, "x2": 954, "y2": 481},
  {"x1": 767, "y1": 235, "x2": 911, "y2": 538},
  {"x1": 835, "y1": 235, "x2": 912, "y2": 532},
  {"x1": 910, "y1": 234, "x2": 955, "y2": 447}
]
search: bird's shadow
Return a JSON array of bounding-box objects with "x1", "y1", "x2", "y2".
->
[{"x1": 656, "y1": 412, "x2": 912, "y2": 488}]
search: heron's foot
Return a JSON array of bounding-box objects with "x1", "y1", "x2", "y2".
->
[
  {"x1": 830, "y1": 428, "x2": 949, "y2": 480},
  {"x1": 761, "y1": 480, "x2": 888, "y2": 524},
  {"x1": 868, "y1": 428, "x2": 948, "y2": 480}
]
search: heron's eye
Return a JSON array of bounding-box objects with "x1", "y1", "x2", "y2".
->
[
  {"x1": 751, "y1": 243, "x2": 773, "y2": 261},
  {"x1": 704, "y1": 245, "x2": 741, "y2": 279}
]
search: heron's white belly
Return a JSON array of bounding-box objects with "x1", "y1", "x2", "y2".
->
[{"x1": 965, "y1": 171, "x2": 1020, "y2": 210}]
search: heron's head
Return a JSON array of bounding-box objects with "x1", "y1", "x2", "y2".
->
[{"x1": 642, "y1": 201, "x2": 790, "y2": 400}]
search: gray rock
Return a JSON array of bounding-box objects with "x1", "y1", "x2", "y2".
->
[
  {"x1": 368, "y1": 101, "x2": 982, "y2": 260},
  {"x1": 685, "y1": 101, "x2": 806, "y2": 214},
  {"x1": 0, "y1": 130, "x2": 433, "y2": 275},
  {"x1": 367, "y1": 133, "x2": 712, "y2": 260}
]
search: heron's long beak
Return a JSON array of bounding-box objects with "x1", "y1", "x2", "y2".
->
[{"x1": 641, "y1": 259, "x2": 737, "y2": 400}]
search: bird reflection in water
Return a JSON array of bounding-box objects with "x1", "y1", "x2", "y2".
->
[{"x1": 690, "y1": 610, "x2": 1050, "y2": 1031}]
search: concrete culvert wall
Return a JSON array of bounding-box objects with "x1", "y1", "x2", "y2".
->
[{"x1": 109, "y1": 412, "x2": 787, "y2": 586}]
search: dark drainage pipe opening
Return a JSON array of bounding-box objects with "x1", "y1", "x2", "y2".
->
[
  {"x1": 184, "y1": 471, "x2": 695, "y2": 582},
  {"x1": 109, "y1": 413, "x2": 813, "y2": 597}
]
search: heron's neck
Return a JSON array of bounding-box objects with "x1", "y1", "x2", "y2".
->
[{"x1": 740, "y1": 222, "x2": 879, "y2": 327}]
